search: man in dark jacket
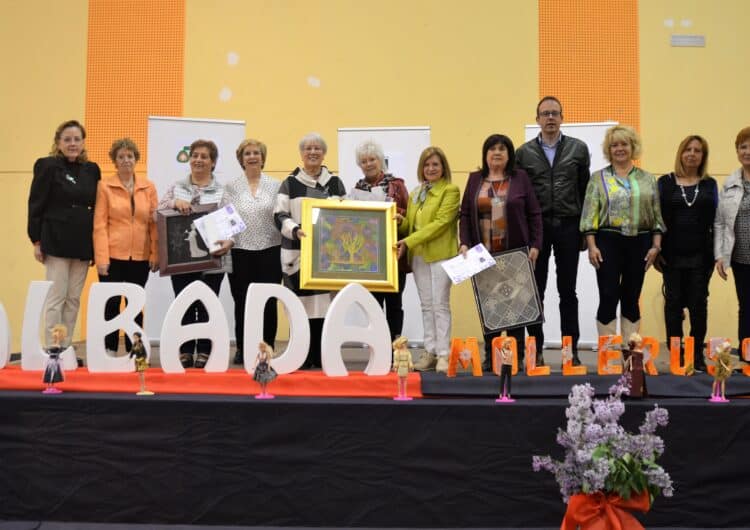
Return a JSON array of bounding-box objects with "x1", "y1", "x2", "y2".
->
[{"x1": 516, "y1": 96, "x2": 590, "y2": 366}]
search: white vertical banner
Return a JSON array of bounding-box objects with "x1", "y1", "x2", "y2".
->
[
  {"x1": 146, "y1": 116, "x2": 246, "y2": 342},
  {"x1": 524, "y1": 121, "x2": 617, "y2": 347},
  {"x1": 337, "y1": 126, "x2": 431, "y2": 344}
]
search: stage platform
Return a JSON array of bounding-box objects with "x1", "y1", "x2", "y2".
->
[{"x1": 1, "y1": 383, "x2": 749, "y2": 528}]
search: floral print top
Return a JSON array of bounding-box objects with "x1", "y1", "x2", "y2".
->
[{"x1": 580, "y1": 166, "x2": 665, "y2": 236}]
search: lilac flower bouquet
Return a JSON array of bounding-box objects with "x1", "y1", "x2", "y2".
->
[{"x1": 532, "y1": 374, "x2": 673, "y2": 504}]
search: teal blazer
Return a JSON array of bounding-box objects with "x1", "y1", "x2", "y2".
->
[{"x1": 399, "y1": 178, "x2": 460, "y2": 263}]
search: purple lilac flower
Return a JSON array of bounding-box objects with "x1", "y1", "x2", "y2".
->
[{"x1": 532, "y1": 380, "x2": 672, "y2": 503}]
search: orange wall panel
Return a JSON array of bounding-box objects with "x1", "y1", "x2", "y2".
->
[{"x1": 539, "y1": 0, "x2": 639, "y2": 130}]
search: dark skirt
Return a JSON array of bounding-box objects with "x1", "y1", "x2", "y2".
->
[{"x1": 253, "y1": 360, "x2": 277, "y2": 384}]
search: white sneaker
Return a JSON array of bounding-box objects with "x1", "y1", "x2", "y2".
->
[
  {"x1": 413, "y1": 352, "x2": 437, "y2": 371},
  {"x1": 435, "y1": 356, "x2": 449, "y2": 373}
]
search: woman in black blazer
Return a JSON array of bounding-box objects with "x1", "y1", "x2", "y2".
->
[{"x1": 28, "y1": 120, "x2": 101, "y2": 350}]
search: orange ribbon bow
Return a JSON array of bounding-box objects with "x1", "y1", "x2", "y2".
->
[{"x1": 561, "y1": 490, "x2": 650, "y2": 530}]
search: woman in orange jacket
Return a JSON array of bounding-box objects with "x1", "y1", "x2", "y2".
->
[{"x1": 93, "y1": 138, "x2": 158, "y2": 355}]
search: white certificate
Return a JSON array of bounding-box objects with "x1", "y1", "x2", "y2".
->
[
  {"x1": 193, "y1": 203, "x2": 246, "y2": 250},
  {"x1": 441, "y1": 243, "x2": 495, "y2": 285}
]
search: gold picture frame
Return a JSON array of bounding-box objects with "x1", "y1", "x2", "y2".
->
[{"x1": 300, "y1": 199, "x2": 399, "y2": 292}]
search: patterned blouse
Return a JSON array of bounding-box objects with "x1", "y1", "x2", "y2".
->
[
  {"x1": 732, "y1": 178, "x2": 750, "y2": 264},
  {"x1": 580, "y1": 166, "x2": 665, "y2": 236},
  {"x1": 223, "y1": 173, "x2": 281, "y2": 251}
]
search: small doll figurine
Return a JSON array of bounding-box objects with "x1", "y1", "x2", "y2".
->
[
  {"x1": 253, "y1": 341, "x2": 278, "y2": 399},
  {"x1": 622, "y1": 332, "x2": 648, "y2": 398},
  {"x1": 495, "y1": 336, "x2": 515, "y2": 403},
  {"x1": 392, "y1": 336, "x2": 414, "y2": 401},
  {"x1": 43, "y1": 324, "x2": 66, "y2": 394},
  {"x1": 710, "y1": 340, "x2": 734, "y2": 403},
  {"x1": 129, "y1": 332, "x2": 153, "y2": 396}
]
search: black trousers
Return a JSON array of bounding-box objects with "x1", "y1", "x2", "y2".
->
[
  {"x1": 662, "y1": 260, "x2": 712, "y2": 348},
  {"x1": 170, "y1": 272, "x2": 224, "y2": 355},
  {"x1": 372, "y1": 270, "x2": 407, "y2": 341},
  {"x1": 228, "y1": 246, "x2": 282, "y2": 353},
  {"x1": 732, "y1": 261, "x2": 750, "y2": 350},
  {"x1": 594, "y1": 231, "x2": 651, "y2": 324},
  {"x1": 499, "y1": 364, "x2": 512, "y2": 396},
  {"x1": 527, "y1": 217, "x2": 582, "y2": 354},
  {"x1": 98, "y1": 258, "x2": 150, "y2": 352},
  {"x1": 307, "y1": 318, "x2": 324, "y2": 368}
]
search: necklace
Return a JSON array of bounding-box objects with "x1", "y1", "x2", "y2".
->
[
  {"x1": 678, "y1": 182, "x2": 699, "y2": 207},
  {"x1": 120, "y1": 175, "x2": 135, "y2": 194}
]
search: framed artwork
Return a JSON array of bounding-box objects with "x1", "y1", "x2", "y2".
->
[
  {"x1": 470, "y1": 247, "x2": 543, "y2": 334},
  {"x1": 156, "y1": 204, "x2": 222, "y2": 276},
  {"x1": 300, "y1": 199, "x2": 399, "y2": 292}
]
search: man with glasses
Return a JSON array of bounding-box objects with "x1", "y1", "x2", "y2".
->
[{"x1": 516, "y1": 96, "x2": 590, "y2": 366}]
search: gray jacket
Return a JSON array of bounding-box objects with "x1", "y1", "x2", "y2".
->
[
  {"x1": 714, "y1": 168, "x2": 745, "y2": 268},
  {"x1": 516, "y1": 134, "x2": 590, "y2": 220}
]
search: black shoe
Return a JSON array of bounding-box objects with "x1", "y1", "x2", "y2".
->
[
  {"x1": 536, "y1": 353, "x2": 545, "y2": 367},
  {"x1": 233, "y1": 351, "x2": 243, "y2": 365},
  {"x1": 76, "y1": 357, "x2": 84, "y2": 368},
  {"x1": 180, "y1": 353, "x2": 194, "y2": 368},
  {"x1": 571, "y1": 354, "x2": 581, "y2": 367}
]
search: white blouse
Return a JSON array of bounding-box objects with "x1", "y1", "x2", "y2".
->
[{"x1": 223, "y1": 173, "x2": 281, "y2": 251}]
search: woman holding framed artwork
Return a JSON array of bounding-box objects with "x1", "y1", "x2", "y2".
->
[
  {"x1": 349, "y1": 139, "x2": 410, "y2": 341},
  {"x1": 157, "y1": 139, "x2": 232, "y2": 369},
  {"x1": 274, "y1": 132, "x2": 346, "y2": 369},
  {"x1": 93, "y1": 138, "x2": 159, "y2": 356},
  {"x1": 396, "y1": 146, "x2": 460, "y2": 374},
  {"x1": 459, "y1": 134, "x2": 542, "y2": 370}
]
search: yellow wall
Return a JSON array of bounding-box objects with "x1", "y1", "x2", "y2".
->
[
  {"x1": 1, "y1": 1, "x2": 89, "y2": 350},
  {"x1": 2, "y1": 1, "x2": 749, "y2": 351},
  {"x1": 639, "y1": 0, "x2": 749, "y2": 341},
  {"x1": 183, "y1": 0, "x2": 538, "y2": 341}
]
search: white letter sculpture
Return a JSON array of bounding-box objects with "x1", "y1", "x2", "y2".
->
[
  {"x1": 21, "y1": 281, "x2": 77, "y2": 371},
  {"x1": 86, "y1": 282, "x2": 150, "y2": 372},
  {"x1": 160, "y1": 280, "x2": 230, "y2": 373},
  {"x1": 321, "y1": 283, "x2": 391, "y2": 376},
  {"x1": 246, "y1": 283, "x2": 309, "y2": 375}
]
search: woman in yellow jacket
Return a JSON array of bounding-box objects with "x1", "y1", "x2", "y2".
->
[
  {"x1": 93, "y1": 138, "x2": 158, "y2": 355},
  {"x1": 396, "y1": 146, "x2": 460, "y2": 373}
]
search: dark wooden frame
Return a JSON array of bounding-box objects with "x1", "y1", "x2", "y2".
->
[
  {"x1": 156, "y1": 204, "x2": 221, "y2": 276},
  {"x1": 470, "y1": 246, "x2": 543, "y2": 334}
]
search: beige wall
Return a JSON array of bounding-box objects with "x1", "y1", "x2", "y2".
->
[
  {"x1": 183, "y1": 0, "x2": 538, "y2": 341},
  {"x1": 1, "y1": 1, "x2": 88, "y2": 350},
  {"x1": 639, "y1": 0, "x2": 748, "y2": 341},
  {"x1": 2, "y1": 1, "x2": 748, "y2": 350}
]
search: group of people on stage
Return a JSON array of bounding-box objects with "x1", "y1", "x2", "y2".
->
[{"x1": 27, "y1": 100, "x2": 750, "y2": 374}]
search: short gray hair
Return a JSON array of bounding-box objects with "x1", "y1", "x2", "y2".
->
[
  {"x1": 299, "y1": 132, "x2": 327, "y2": 154},
  {"x1": 355, "y1": 140, "x2": 386, "y2": 169}
]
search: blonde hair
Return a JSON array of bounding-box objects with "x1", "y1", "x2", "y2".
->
[
  {"x1": 236, "y1": 138, "x2": 267, "y2": 169},
  {"x1": 49, "y1": 120, "x2": 88, "y2": 162},
  {"x1": 417, "y1": 146, "x2": 452, "y2": 183},
  {"x1": 602, "y1": 125, "x2": 641, "y2": 162}
]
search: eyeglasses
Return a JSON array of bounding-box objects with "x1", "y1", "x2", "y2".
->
[{"x1": 539, "y1": 111, "x2": 561, "y2": 118}]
